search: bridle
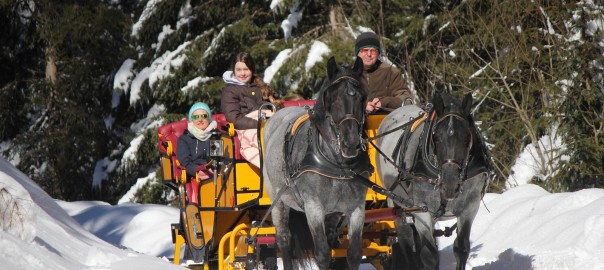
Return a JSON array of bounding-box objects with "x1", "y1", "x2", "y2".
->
[
  {"x1": 428, "y1": 111, "x2": 474, "y2": 190},
  {"x1": 317, "y1": 75, "x2": 367, "y2": 154}
]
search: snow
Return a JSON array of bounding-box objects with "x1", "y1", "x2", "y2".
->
[
  {"x1": 113, "y1": 59, "x2": 136, "y2": 94},
  {"x1": 121, "y1": 134, "x2": 144, "y2": 164},
  {"x1": 181, "y1": 76, "x2": 213, "y2": 94},
  {"x1": 264, "y1": 49, "x2": 292, "y2": 83},
  {"x1": 269, "y1": 0, "x2": 283, "y2": 10},
  {"x1": 305, "y1": 41, "x2": 330, "y2": 72},
  {"x1": 156, "y1": 25, "x2": 175, "y2": 52},
  {"x1": 506, "y1": 126, "x2": 567, "y2": 189},
  {"x1": 127, "y1": 42, "x2": 190, "y2": 105},
  {"x1": 93, "y1": 157, "x2": 118, "y2": 188},
  {"x1": 117, "y1": 172, "x2": 157, "y2": 204},
  {"x1": 279, "y1": 4, "x2": 303, "y2": 40},
  {"x1": 4, "y1": 149, "x2": 604, "y2": 269},
  {"x1": 131, "y1": 0, "x2": 162, "y2": 38},
  {"x1": 0, "y1": 157, "x2": 183, "y2": 270}
]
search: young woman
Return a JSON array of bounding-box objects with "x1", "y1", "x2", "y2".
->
[
  {"x1": 176, "y1": 102, "x2": 217, "y2": 179},
  {"x1": 220, "y1": 52, "x2": 279, "y2": 168}
]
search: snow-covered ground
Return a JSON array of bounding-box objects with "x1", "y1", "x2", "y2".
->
[{"x1": 3, "y1": 155, "x2": 604, "y2": 269}]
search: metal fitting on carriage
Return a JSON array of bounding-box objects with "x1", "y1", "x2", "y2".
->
[
  {"x1": 423, "y1": 102, "x2": 433, "y2": 112},
  {"x1": 395, "y1": 209, "x2": 415, "y2": 224},
  {"x1": 259, "y1": 102, "x2": 277, "y2": 120},
  {"x1": 209, "y1": 131, "x2": 223, "y2": 158}
]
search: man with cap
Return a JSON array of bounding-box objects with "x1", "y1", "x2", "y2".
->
[
  {"x1": 176, "y1": 102, "x2": 217, "y2": 180},
  {"x1": 355, "y1": 32, "x2": 414, "y2": 113}
]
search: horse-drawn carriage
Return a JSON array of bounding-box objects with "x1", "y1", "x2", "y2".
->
[{"x1": 157, "y1": 58, "x2": 492, "y2": 270}]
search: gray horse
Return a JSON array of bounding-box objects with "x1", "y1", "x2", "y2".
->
[
  {"x1": 376, "y1": 93, "x2": 491, "y2": 270},
  {"x1": 262, "y1": 57, "x2": 372, "y2": 270}
]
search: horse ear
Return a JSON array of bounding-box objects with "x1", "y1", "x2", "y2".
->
[
  {"x1": 352, "y1": 57, "x2": 363, "y2": 76},
  {"x1": 327, "y1": 56, "x2": 337, "y2": 80},
  {"x1": 462, "y1": 93, "x2": 473, "y2": 115},
  {"x1": 432, "y1": 93, "x2": 444, "y2": 115}
]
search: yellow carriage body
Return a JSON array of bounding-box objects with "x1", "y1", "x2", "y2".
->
[{"x1": 158, "y1": 102, "x2": 396, "y2": 269}]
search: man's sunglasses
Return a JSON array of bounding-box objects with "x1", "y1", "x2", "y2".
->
[
  {"x1": 359, "y1": 48, "x2": 379, "y2": 55},
  {"x1": 192, "y1": 114, "x2": 209, "y2": 120}
]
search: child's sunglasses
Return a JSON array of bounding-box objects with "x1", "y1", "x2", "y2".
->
[{"x1": 192, "y1": 114, "x2": 209, "y2": 120}]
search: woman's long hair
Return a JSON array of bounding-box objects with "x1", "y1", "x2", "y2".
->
[{"x1": 232, "y1": 52, "x2": 283, "y2": 108}]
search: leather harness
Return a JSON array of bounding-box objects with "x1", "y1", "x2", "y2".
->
[
  {"x1": 392, "y1": 109, "x2": 491, "y2": 188},
  {"x1": 284, "y1": 112, "x2": 374, "y2": 182}
]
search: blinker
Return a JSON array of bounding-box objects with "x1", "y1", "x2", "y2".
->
[{"x1": 347, "y1": 88, "x2": 356, "y2": 96}]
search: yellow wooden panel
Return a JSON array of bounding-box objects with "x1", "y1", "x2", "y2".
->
[
  {"x1": 161, "y1": 156, "x2": 173, "y2": 181},
  {"x1": 366, "y1": 114, "x2": 388, "y2": 201}
]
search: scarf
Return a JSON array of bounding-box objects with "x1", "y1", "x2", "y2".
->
[{"x1": 187, "y1": 120, "x2": 217, "y2": 141}]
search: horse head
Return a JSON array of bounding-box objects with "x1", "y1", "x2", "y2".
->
[
  {"x1": 313, "y1": 57, "x2": 367, "y2": 158},
  {"x1": 431, "y1": 93, "x2": 473, "y2": 200}
]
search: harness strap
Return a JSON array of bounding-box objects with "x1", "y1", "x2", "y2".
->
[
  {"x1": 351, "y1": 171, "x2": 420, "y2": 208},
  {"x1": 364, "y1": 117, "x2": 416, "y2": 143},
  {"x1": 330, "y1": 75, "x2": 358, "y2": 85},
  {"x1": 315, "y1": 120, "x2": 333, "y2": 143},
  {"x1": 291, "y1": 114, "x2": 310, "y2": 135},
  {"x1": 410, "y1": 112, "x2": 428, "y2": 132}
]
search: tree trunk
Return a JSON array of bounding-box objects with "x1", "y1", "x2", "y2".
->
[
  {"x1": 329, "y1": 6, "x2": 338, "y2": 33},
  {"x1": 45, "y1": 47, "x2": 57, "y2": 86}
]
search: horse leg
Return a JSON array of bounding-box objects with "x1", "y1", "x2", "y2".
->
[
  {"x1": 453, "y1": 200, "x2": 481, "y2": 270},
  {"x1": 453, "y1": 174, "x2": 486, "y2": 270},
  {"x1": 393, "y1": 218, "x2": 421, "y2": 269},
  {"x1": 453, "y1": 218, "x2": 473, "y2": 270},
  {"x1": 325, "y1": 212, "x2": 342, "y2": 249},
  {"x1": 272, "y1": 200, "x2": 293, "y2": 270},
  {"x1": 304, "y1": 204, "x2": 330, "y2": 270},
  {"x1": 413, "y1": 212, "x2": 439, "y2": 270},
  {"x1": 346, "y1": 206, "x2": 364, "y2": 270}
]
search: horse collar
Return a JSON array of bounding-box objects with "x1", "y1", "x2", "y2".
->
[
  {"x1": 408, "y1": 115, "x2": 441, "y2": 183},
  {"x1": 290, "y1": 123, "x2": 373, "y2": 180}
]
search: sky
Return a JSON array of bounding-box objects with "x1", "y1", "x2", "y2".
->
[{"x1": 3, "y1": 150, "x2": 604, "y2": 270}]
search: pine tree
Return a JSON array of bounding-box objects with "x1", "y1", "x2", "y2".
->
[
  {"x1": 2, "y1": 0, "x2": 131, "y2": 200},
  {"x1": 2, "y1": 0, "x2": 603, "y2": 203}
]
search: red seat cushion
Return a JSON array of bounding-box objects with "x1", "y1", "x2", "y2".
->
[
  {"x1": 283, "y1": 100, "x2": 316, "y2": 108},
  {"x1": 157, "y1": 119, "x2": 188, "y2": 155}
]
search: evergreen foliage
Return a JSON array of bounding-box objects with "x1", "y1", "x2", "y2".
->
[
  {"x1": 0, "y1": 0, "x2": 131, "y2": 200},
  {"x1": 0, "y1": 0, "x2": 603, "y2": 204}
]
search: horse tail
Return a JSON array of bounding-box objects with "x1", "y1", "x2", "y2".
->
[{"x1": 288, "y1": 209, "x2": 314, "y2": 269}]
